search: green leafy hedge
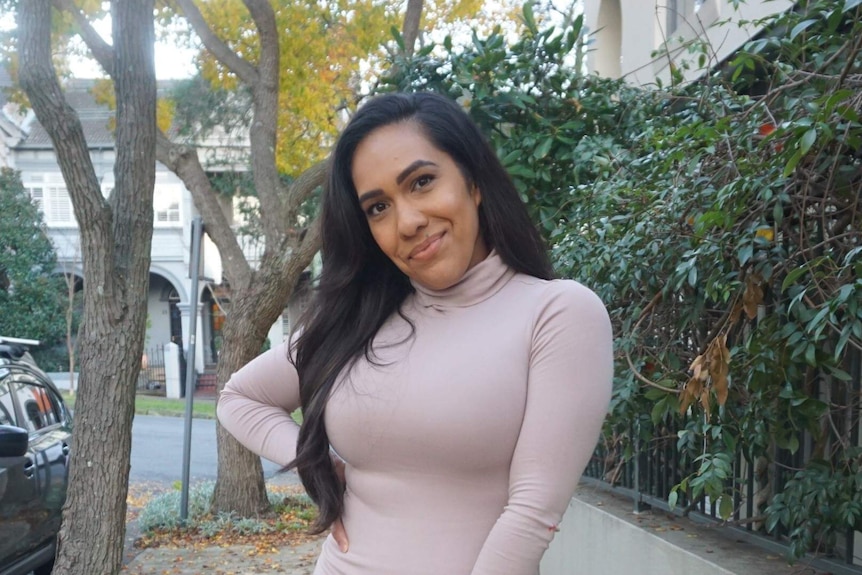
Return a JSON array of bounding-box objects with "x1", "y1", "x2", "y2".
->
[
  {"x1": 385, "y1": 0, "x2": 861, "y2": 560},
  {"x1": 0, "y1": 168, "x2": 67, "y2": 346}
]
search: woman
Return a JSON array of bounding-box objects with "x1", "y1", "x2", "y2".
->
[{"x1": 217, "y1": 92, "x2": 613, "y2": 574}]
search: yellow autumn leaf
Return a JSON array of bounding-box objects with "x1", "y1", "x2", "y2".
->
[
  {"x1": 157, "y1": 98, "x2": 175, "y2": 134},
  {"x1": 755, "y1": 227, "x2": 774, "y2": 242},
  {"x1": 184, "y1": 0, "x2": 515, "y2": 177}
]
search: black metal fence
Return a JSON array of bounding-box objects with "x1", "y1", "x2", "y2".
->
[
  {"x1": 583, "y1": 348, "x2": 862, "y2": 574},
  {"x1": 137, "y1": 344, "x2": 167, "y2": 396},
  {"x1": 137, "y1": 344, "x2": 194, "y2": 397}
]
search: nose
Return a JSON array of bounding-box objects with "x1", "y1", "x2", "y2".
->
[{"x1": 396, "y1": 200, "x2": 428, "y2": 238}]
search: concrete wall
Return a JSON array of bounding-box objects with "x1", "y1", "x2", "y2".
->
[
  {"x1": 583, "y1": 0, "x2": 795, "y2": 86},
  {"x1": 542, "y1": 487, "x2": 804, "y2": 575}
]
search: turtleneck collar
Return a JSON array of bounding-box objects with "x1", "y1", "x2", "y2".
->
[{"x1": 411, "y1": 250, "x2": 515, "y2": 309}]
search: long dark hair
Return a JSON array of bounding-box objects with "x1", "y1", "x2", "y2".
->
[{"x1": 289, "y1": 92, "x2": 554, "y2": 533}]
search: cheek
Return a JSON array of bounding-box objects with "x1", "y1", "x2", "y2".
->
[{"x1": 368, "y1": 222, "x2": 397, "y2": 258}]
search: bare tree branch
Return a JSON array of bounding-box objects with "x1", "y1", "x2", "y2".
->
[
  {"x1": 402, "y1": 0, "x2": 424, "y2": 58},
  {"x1": 284, "y1": 160, "x2": 326, "y2": 222},
  {"x1": 51, "y1": 0, "x2": 254, "y2": 285},
  {"x1": 174, "y1": 0, "x2": 260, "y2": 86},
  {"x1": 244, "y1": 0, "x2": 281, "y2": 67},
  {"x1": 284, "y1": 215, "x2": 321, "y2": 282},
  {"x1": 18, "y1": 1, "x2": 112, "y2": 289},
  {"x1": 111, "y1": 0, "x2": 157, "y2": 272},
  {"x1": 240, "y1": 0, "x2": 285, "y2": 250},
  {"x1": 156, "y1": 132, "x2": 252, "y2": 284},
  {"x1": 52, "y1": 0, "x2": 115, "y2": 74}
]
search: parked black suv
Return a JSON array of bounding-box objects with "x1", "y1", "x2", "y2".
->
[{"x1": 0, "y1": 337, "x2": 72, "y2": 575}]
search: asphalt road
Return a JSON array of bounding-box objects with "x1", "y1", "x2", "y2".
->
[{"x1": 130, "y1": 414, "x2": 296, "y2": 485}]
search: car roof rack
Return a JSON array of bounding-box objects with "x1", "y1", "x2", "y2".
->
[
  {"x1": 0, "y1": 337, "x2": 41, "y2": 347},
  {"x1": 0, "y1": 337, "x2": 40, "y2": 361}
]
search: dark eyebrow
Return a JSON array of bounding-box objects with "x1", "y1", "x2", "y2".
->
[
  {"x1": 357, "y1": 159, "x2": 438, "y2": 204},
  {"x1": 357, "y1": 189, "x2": 383, "y2": 205},
  {"x1": 396, "y1": 160, "x2": 437, "y2": 184}
]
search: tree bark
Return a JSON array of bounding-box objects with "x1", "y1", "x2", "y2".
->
[
  {"x1": 55, "y1": 0, "x2": 417, "y2": 519},
  {"x1": 18, "y1": 1, "x2": 156, "y2": 573},
  {"x1": 402, "y1": 0, "x2": 424, "y2": 58}
]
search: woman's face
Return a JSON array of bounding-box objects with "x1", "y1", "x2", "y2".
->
[{"x1": 352, "y1": 121, "x2": 489, "y2": 291}]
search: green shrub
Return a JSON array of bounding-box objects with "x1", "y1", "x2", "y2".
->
[{"x1": 384, "y1": 0, "x2": 862, "y2": 560}]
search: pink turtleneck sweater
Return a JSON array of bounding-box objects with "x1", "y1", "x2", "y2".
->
[{"x1": 217, "y1": 252, "x2": 613, "y2": 575}]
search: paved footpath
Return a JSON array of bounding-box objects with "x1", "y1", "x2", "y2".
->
[
  {"x1": 121, "y1": 472, "x2": 324, "y2": 574},
  {"x1": 121, "y1": 538, "x2": 325, "y2": 575}
]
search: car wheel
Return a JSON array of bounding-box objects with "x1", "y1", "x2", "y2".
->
[{"x1": 33, "y1": 558, "x2": 55, "y2": 575}]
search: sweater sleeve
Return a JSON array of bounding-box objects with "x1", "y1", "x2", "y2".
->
[
  {"x1": 216, "y1": 340, "x2": 302, "y2": 467},
  {"x1": 470, "y1": 281, "x2": 614, "y2": 575}
]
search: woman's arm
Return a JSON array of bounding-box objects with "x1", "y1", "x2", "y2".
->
[
  {"x1": 470, "y1": 281, "x2": 614, "y2": 575},
  {"x1": 216, "y1": 340, "x2": 303, "y2": 467}
]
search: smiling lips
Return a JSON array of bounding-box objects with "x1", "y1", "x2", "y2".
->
[{"x1": 408, "y1": 232, "x2": 445, "y2": 261}]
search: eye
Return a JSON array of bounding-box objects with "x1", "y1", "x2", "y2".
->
[
  {"x1": 365, "y1": 201, "x2": 388, "y2": 217},
  {"x1": 412, "y1": 174, "x2": 434, "y2": 191}
]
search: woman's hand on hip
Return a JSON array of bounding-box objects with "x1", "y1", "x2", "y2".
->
[
  {"x1": 332, "y1": 517, "x2": 349, "y2": 552},
  {"x1": 331, "y1": 452, "x2": 349, "y2": 552}
]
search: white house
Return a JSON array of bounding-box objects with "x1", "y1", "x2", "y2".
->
[
  {"x1": 583, "y1": 0, "x2": 796, "y2": 86},
  {"x1": 2, "y1": 77, "x2": 289, "y2": 383}
]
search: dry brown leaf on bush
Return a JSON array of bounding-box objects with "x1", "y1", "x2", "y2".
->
[
  {"x1": 679, "y1": 375, "x2": 703, "y2": 414},
  {"x1": 742, "y1": 274, "x2": 764, "y2": 320},
  {"x1": 690, "y1": 354, "x2": 706, "y2": 382},
  {"x1": 680, "y1": 333, "x2": 732, "y2": 413},
  {"x1": 707, "y1": 334, "x2": 731, "y2": 406}
]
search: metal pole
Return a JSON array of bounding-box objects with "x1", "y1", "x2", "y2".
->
[{"x1": 180, "y1": 216, "x2": 203, "y2": 522}]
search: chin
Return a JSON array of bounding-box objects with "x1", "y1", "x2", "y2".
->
[{"x1": 413, "y1": 267, "x2": 467, "y2": 291}]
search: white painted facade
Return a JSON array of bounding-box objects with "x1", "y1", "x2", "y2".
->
[
  {"x1": 583, "y1": 0, "x2": 795, "y2": 86},
  {"x1": 2, "y1": 80, "x2": 288, "y2": 378}
]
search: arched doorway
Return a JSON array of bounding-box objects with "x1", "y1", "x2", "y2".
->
[
  {"x1": 200, "y1": 285, "x2": 227, "y2": 369},
  {"x1": 148, "y1": 273, "x2": 183, "y2": 349}
]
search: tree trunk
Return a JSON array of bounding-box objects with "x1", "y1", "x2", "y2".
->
[
  {"x1": 17, "y1": 2, "x2": 156, "y2": 574},
  {"x1": 50, "y1": 0, "x2": 410, "y2": 520},
  {"x1": 211, "y1": 256, "x2": 312, "y2": 515},
  {"x1": 211, "y1": 288, "x2": 273, "y2": 516}
]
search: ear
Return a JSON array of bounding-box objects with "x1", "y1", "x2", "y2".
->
[{"x1": 471, "y1": 185, "x2": 482, "y2": 208}]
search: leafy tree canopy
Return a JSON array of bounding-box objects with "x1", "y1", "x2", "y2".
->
[
  {"x1": 0, "y1": 168, "x2": 66, "y2": 345},
  {"x1": 385, "y1": 4, "x2": 652, "y2": 235},
  {"x1": 164, "y1": 0, "x2": 483, "y2": 177}
]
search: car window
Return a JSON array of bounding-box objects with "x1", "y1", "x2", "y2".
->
[
  {"x1": 11, "y1": 376, "x2": 60, "y2": 432},
  {"x1": 0, "y1": 380, "x2": 14, "y2": 426},
  {"x1": 42, "y1": 386, "x2": 66, "y2": 424}
]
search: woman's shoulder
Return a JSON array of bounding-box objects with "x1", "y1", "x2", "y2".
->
[
  {"x1": 510, "y1": 273, "x2": 604, "y2": 307},
  {"x1": 504, "y1": 273, "x2": 610, "y2": 331}
]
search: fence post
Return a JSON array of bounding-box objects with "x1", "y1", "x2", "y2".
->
[
  {"x1": 633, "y1": 419, "x2": 647, "y2": 513},
  {"x1": 164, "y1": 342, "x2": 182, "y2": 399}
]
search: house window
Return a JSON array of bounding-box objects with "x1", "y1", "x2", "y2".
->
[
  {"x1": 27, "y1": 185, "x2": 75, "y2": 225},
  {"x1": 666, "y1": 0, "x2": 707, "y2": 35},
  {"x1": 154, "y1": 187, "x2": 182, "y2": 226},
  {"x1": 667, "y1": 0, "x2": 679, "y2": 34},
  {"x1": 155, "y1": 201, "x2": 180, "y2": 223}
]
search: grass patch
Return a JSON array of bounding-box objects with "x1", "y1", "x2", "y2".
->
[
  {"x1": 62, "y1": 392, "x2": 217, "y2": 419},
  {"x1": 134, "y1": 395, "x2": 216, "y2": 419}
]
